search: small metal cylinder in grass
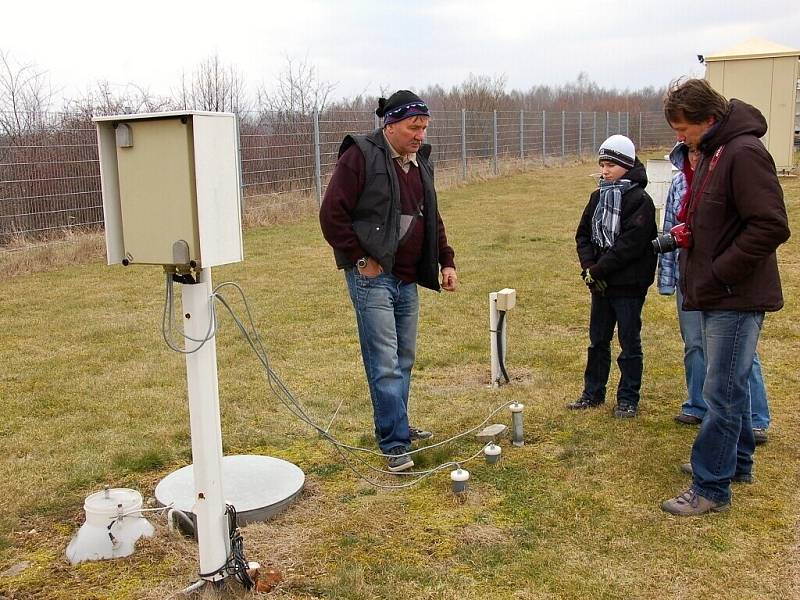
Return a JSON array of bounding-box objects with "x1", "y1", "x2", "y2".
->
[
  {"x1": 510, "y1": 402, "x2": 525, "y2": 447},
  {"x1": 484, "y1": 442, "x2": 502, "y2": 465},
  {"x1": 450, "y1": 468, "x2": 470, "y2": 494}
]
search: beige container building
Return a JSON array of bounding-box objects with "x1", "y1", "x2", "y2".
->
[{"x1": 704, "y1": 38, "x2": 800, "y2": 172}]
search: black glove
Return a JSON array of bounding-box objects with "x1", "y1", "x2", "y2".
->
[
  {"x1": 580, "y1": 269, "x2": 593, "y2": 286},
  {"x1": 581, "y1": 268, "x2": 607, "y2": 293}
]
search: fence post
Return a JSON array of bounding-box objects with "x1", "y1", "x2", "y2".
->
[
  {"x1": 578, "y1": 111, "x2": 582, "y2": 158},
  {"x1": 461, "y1": 108, "x2": 467, "y2": 181},
  {"x1": 235, "y1": 113, "x2": 245, "y2": 213},
  {"x1": 606, "y1": 111, "x2": 610, "y2": 139},
  {"x1": 519, "y1": 109, "x2": 524, "y2": 160},
  {"x1": 313, "y1": 110, "x2": 322, "y2": 207},
  {"x1": 617, "y1": 111, "x2": 621, "y2": 134},
  {"x1": 542, "y1": 110, "x2": 546, "y2": 163},
  {"x1": 493, "y1": 110, "x2": 498, "y2": 175},
  {"x1": 625, "y1": 111, "x2": 629, "y2": 137},
  {"x1": 638, "y1": 113, "x2": 643, "y2": 149},
  {"x1": 561, "y1": 110, "x2": 565, "y2": 159},
  {"x1": 374, "y1": 114, "x2": 380, "y2": 130}
]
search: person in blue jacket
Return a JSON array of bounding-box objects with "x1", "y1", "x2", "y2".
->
[{"x1": 657, "y1": 142, "x2": 772, "y2": 444}]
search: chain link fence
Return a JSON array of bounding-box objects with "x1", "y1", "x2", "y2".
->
[{"x1": 0, "y1": 109, "x2": 675, "y2": 248}]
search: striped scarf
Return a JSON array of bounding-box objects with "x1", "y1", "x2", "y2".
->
[{"x1": 591, "y1": 179, "x2": 636, "y2": 249}]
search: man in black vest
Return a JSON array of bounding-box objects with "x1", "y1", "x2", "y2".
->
[{"x1": 320, "y1": 90, "x2": 457, "y2": 473}]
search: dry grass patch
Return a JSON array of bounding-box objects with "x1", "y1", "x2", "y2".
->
[
  {"x1": 0, "y1": 229, "x2": 105, "y2": 279},
  {"x1": 1, "y1": 158, "x2": 798, "y2": 599}
]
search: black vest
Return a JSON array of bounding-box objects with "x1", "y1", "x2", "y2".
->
[{"x1": 334, "y1": 128, "x2": 441, "y2": 291}]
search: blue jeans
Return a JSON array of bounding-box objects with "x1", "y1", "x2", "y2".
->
[
  {"x1": 345, "y1": 269, "x2": 418, "y2": 453},
  {"x1": 676, "y1": 287, "x2": 705, "y2": 417},
  {"x1": 582, "y1": 294, "x2": 646, "y2": 408},
  {"x1": 690, "y1": 310, "x2": 763, "y2": 504},
  {"x1": 677, "y1": 288, "x2": 771, "y2": 428}
]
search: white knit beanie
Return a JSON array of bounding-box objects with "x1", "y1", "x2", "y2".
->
[{"x1": 598, "y1": 135, "x2": 635, "y2": 169}]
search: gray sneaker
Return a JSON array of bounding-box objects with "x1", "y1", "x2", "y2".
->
[
  {"x1": 386, "y1": 447, "x2": 414, "y2": 473},
  {"x1": 680, "y1": 462, "x2": 753, "y2": 483},
  {"x1": 661, "y1": 487, "x2": 730, "y2": 516},
  {"x1": 409, "y1": 426, "x2": 433, "y2": 441}
]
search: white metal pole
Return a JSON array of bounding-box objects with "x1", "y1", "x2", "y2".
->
[{"x1": 182, "y1": 268, "x2": 230, "y2": 581}]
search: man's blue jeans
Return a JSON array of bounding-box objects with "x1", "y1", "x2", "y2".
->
[
  {"x1": 690, "y1": 310, "x2": 763, "y2": 504},
  {"x1": 345, "y1": 269, "x2": 418, "y2": 453},
  {"x1": 677, "y1": 288, "x2": 771, "y2": 428},
  {"x1": 582, "y1": 294, "x2": 646, "y2": 408}
]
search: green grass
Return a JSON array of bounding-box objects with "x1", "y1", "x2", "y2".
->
[{"x1": 0, "y1": 158, "x2": 798, "y2": 599}]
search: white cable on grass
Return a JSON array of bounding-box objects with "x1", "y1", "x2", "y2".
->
[{"x1": 163, "y1": 277, "x2": 514, "y2": 488}]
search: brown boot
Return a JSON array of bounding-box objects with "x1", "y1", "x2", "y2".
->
[{"x1": 661, "y1": 488, "x2": 730, "y2": 516}]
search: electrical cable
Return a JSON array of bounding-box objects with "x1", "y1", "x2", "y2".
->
[
  {"x1": 496, "y1": 310, "x2": 511, "y2": 384},
  {"x1": 161, "y1": 273, "x2": 218, "y2": 354},
  {"x1": 105, "y1": 503, "x2": 174, "y2": 545},
  {"x1": 196, "y1": 504, "x2": 253, "y2": 590},
  {"x1": 167, "y1": 508, "x2": 195, "y2": 535},
  {"x1": 212, "y1": 282, "x2": 516, "y2": 453},
  {"x1": 213, "y1": 287, "x2": 515, "y2": 462},
  {"x1": 212, "y1": 284, "x2": 515, "y2": 484},
  {"x1": 164, "y1": 276, "x2": 517, "y2": 488},
  {"x1": 330, "y1": 446, "x2": 487, "y2": 490},
  {"x1": 116, "y1": 504, "x2": 174, "y2": 518}
]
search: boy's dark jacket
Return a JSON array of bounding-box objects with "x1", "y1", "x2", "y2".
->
[
  {"x1": 575, "y1": 159, "x2": 657, "y2": 297},
  {"x1": 679, "y1": 99, "x2": 790, "y2": 312}
]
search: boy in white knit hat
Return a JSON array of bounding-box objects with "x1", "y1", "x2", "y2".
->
[{"x1": 569, "y1": 135, "x2": 657, "y2": 418}]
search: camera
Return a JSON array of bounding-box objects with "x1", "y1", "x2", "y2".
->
[{"x1": 652, "y1": 223, "x2": 693, "y2": 254}]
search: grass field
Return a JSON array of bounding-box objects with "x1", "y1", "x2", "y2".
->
[{"x1": 0, "y1": 159, "x2": 798, "y2": 599}]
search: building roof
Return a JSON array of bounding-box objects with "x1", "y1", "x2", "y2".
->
[{"x1": 704, "y1": 38, "x2": 800, "y2": 62}]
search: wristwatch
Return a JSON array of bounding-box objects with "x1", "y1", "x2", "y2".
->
[{"x1": 356, "y1": 256, "x2": 369, "y2": 269}]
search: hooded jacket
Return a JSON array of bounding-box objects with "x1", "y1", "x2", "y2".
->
[
  {"x1": 679, "y1": 99, "x2": 790, "y2": 312},
  {"x1": 575, "y1": 159, "x2": 658, "y2": 297},
  {"x1": 657, "y1": 142, "x2": 691, "y2": 294}
]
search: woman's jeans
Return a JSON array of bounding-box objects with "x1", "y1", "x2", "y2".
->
[
  {"x1": 345, "y1": 269, "x2": 418, "y2": 453},
  {"x1": 582, "y1": 294, "x2": 646, "y2": 408},
  {"x1": 676, "y1": 288, "x2": 770, "y2": 429},
  {"x1": 691, "y1": 310, "x2": 763, "y2": 503}
]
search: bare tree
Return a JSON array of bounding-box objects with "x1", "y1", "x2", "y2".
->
[
  {"x1": 63, "y1": 80, "x2": 174, "y2": 118},
  {"x1": 257, "y1": 55, "x2": 337, "y2": 117},
  {"x1": 0, "y1": 50, "x2": 53, "y2": 140},
  {"x1": 177, "y1": 54, "x2": 249, "y2": 114}
]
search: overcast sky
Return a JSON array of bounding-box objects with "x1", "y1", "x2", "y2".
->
[{"x1": 2, "y1": 0, "x2": 798, "y2": 106}]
